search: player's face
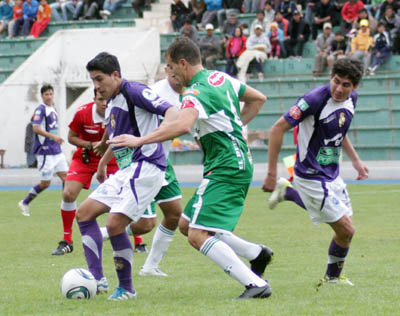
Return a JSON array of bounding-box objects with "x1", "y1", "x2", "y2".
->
[
  {"x1": 166, "y1": 55, "x2": 189, "y2": 87},
  {"x1": 94, "y1": 94, "x2": 107, "y2": 118},
  {"x1": 165, "y1": 65, "x2": 183, "y2": 93},
  {"x1": 41, "y1": 89, "x2": 54, "y2": 106},
  {"x1": 330, "y1": 74, "x2": 358, "y2": 102},
  {"x1": 89, "y1": 70, "x2": 119, "y2": 99}
]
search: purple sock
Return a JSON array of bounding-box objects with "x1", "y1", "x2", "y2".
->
[
  {"x1": 78, "y1": 220, "x2": 104, "y2": 281},
  {"x1": 110, "y1": 232, "x2": 134, "y2": 293},
  {"x1": 326, "y1": 240, "x2": 349, "y2": 278},
  {"x1": 23, "y1": 184, "x2": 45, "y2": 205},
  {"x1": 284, "y1": 187, "x2": 306, "y2": 209}
]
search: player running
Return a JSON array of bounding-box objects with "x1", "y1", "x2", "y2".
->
[
  {"x1": 263, "y1": 58, "x2": 369, "y2": 287},
  {"x1": 108, "y1": 37, "x2": 274, "y2": 299},
  {"x1": 19, "y1": 84, "x2": 68, "y2": 216}
]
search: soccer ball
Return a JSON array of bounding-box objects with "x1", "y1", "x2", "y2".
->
[{"x1": 61, "y1": 268, "x2": 97, "y2": 299}]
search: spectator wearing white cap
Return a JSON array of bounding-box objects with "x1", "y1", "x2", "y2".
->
[
  {"x1": 312, "y1": 22, "x2": 335, "y2": 76},
  {"x1": 199, "y1": 23, "x2": 221, "y2": 69}
]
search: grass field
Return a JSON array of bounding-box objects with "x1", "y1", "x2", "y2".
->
[{"x1": 1, "y1": 184, "x2": 399, "y2": 316}]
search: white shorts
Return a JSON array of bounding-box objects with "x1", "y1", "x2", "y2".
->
[
  {"x1": 294, "y1": 175, "x2": 353, "y2": 225},
  {"x1": 37, "y1": 153, "x2": 68, "y2": 181},
  {"x1": 89, "y1": 161, "x2": 164, "y2": 222}
]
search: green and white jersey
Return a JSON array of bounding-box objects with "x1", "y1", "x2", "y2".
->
[{"x1": 181, "y1": 69, "x2": 253, "y2": 184}]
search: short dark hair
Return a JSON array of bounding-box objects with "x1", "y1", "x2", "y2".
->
[
  {"x1": 86, "y1": 52, "x2": 121, "y2": 77},
  {"x1": 332, "y1": 58, "x2": 363, "y2": 86},
  {"x1": 257, "y1": 10, "x2": 265, "y2": 15},
  {"x1": 167, "y1": 37, "x2": 201, "y2": 66},
  {"x1": 40, "y1": 84, "x2": 53, "y2": 95},
  {"x1": 335, "y1": 30, "x2": 343, "y2": 36}
]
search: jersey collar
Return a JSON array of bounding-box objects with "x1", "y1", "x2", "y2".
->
[{"x1": 92, "y1": 103, "x2": 105, "y2": 124}]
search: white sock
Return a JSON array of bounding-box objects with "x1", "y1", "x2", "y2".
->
[
  {"x1": 100, "y1": 226, "x2": 108, "y2": 240},
  {"x1": 142, "y1": 224, "x2": 175, "y2": 270},
  {"x1": 200, "y1": 237, "x2": 266, "y2": 287},
  {"x1": 216, "y1": 232, "x2": 262, "y2": 261}
]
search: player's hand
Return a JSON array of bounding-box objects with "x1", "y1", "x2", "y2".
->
[
  {"x1": 262, "y1": 173, "x2": 277, "y2": 192},
  {"x1": 93, "y1": 141, "x2": 108, "y2": 156},
  {"x1": 96, "y1": 165, "x2": 107, "y2": 183},
  {"x1": 353, "y1": 160, "x2": 369, "y2": 180},
  {"x1": 53, "y1": 136, "x2": 64, "y2": 144},
  {"x1": 107, "y1": 134, "x2": 142, "y2": 148}
]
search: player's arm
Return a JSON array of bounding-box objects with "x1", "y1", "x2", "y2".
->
[
  {"x1": 240, "y1": 85, "x2": 266, "y2": 126},
  {"x1": 32, "y1": 125, "x2": 64, "y2": 145},
  {"x1": 342, "y1": 135, "x2": 369, "y2": 180},
  {"x1": 262, "y1": 117, "x2": 292, "y2": 192},
  {"x1": 93, "y1": 127, "x2": 109, "y2": 156},
  {"x1": 107, "y1": 107, "x2": 198, "y2": 148},
  {"x1": 159, "y1": 106, "x2": 180, "y2": 127},
  {"x1": 68, "y1": 129, "x2": 94, "y2": 149},
  {"x1": 96, "y1": 146, "x2": 115, "y2": 183}
]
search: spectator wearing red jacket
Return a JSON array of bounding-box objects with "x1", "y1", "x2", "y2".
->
[
  {"x1": 225, "y1": 26, "x2": 247, "y2": 76},
  {"x1": 341, "y1": 0, "x2": 365, "y2": 34}
]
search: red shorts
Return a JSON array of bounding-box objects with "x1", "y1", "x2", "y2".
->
[{"x1": 66, "y1": 158, "x2": 119, "y2": 189}]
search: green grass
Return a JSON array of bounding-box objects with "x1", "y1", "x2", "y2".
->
[{"x1": 1, "y1": 185, "x2": 399, "y2": 315}]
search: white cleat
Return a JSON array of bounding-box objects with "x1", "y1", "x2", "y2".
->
[
  {"x1": 97, "y1": 276, "x2": 109, "y2": 294},
  {"x1": 268, "y1": 178, "x2": 292, "y2": 210},
  {"x1": 139, "y1": 267, "x2": 168, "y2": 277},
  {"x1": 18, "y1": 200, "x2": 30, "y2": 216}
]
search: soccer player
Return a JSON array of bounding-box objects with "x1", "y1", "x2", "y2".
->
[
  {"x1": 51, "y1": 89, "x2": 119, "y2": 256},
  {"x1": 100, "y1": 66, "x2": 184, "y2": 277},
  {"x1": 108, "y1": 37, "x2": 274, "y2": 299},
  {"x1": 19, "y1": 84, "x2": 68, "y2": 217},
  {"x1": 75, "y1": 52, "x2": 177, "y2": 301},
  {"x1": 262, "y1": 58, "x2": 369, "y2": 287}
]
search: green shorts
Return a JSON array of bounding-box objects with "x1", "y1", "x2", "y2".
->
[
  {"x1": 154, "y1": 160, "x2": 182, "y2": 203},
  {"x1": 182, "y1": 178, "x2": 250, "y2": 233}
]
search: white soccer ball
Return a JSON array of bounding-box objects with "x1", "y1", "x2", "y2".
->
[{"x1": 61, "y1": 268, "x2": 97, "y2": 299}]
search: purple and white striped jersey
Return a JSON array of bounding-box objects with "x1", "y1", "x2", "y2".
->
[
  {"x1": 32, "y1": 104, "x2": 62, "y2": 155},
  {"x1": 106, "y1": 79, "x2": 173, "y2": 171},
  {"x1": 284, "y1": 84, "x2": 357, "y2": 181}
]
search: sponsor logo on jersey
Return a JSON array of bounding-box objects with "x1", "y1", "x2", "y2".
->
[
  {"x1": 289, "y1": 106, "x2": 301, "y2": 120},
  {"x1": 208, "y1": 72, "x2": 225, "y2": 87},
  {"x1": 84, "y1": 129, "x2": 99, "y2": 134},
  {"x1": 35, "y1": 110, "x2": 41, "y2": 115},
  {"x1": 316, "y1": 146, "x2": 341, "y2": 165},
  {"x1": 338, "y1": 112, "x2": 346, "y2": 127},
  {"x1": 183, "y1": 89, "x2": 200, "y2": 95},
  {"x1": 142, "y1": 88, "x2": 157, "y2": 101},
  {"x1": 323, "y1": 114, "x2": 336, "y2": 124},
  {"x1": 297, "y1": 98, "x2": 309, "y2": 111},
  {"x1": 181, "y1": 96, "x2": 201, "y2": 110}
]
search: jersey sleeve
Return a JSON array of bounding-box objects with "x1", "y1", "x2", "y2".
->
[
  {"x1": 283, "y1": 86, "x2": 326, "y2": 127},
  {"x1": 68, "y1": 109, "x2": 83, "y2": 134},
  {"x1": 225, "y1": 74, "x2": 246, "y2": 98},
  {"x1": 32, "y1": 106, "x2": 44, "y2": 126},
  {"x1": 126, "y1": 82, "x2": 173, "y2": 116},
  {"x1": 181, "y1": 93, "x2": 208, "y2": 119}
]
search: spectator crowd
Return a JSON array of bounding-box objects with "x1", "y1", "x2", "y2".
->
[{"x1": 170, "y1": 0, "x2": 400, "y2": 77}]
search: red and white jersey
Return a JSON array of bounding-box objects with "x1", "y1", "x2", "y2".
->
[{"x1": 69, "y1": 102, "x2": 116, "y2": 165}]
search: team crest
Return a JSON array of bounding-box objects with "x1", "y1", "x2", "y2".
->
[
  {"x1": 289, "y1": 106, "x2": 302, "y2": 120},
  {"x1": 208, "y1": 72, "x2": 225, "y2": 87},
  {"x1": 110, "y1": 114, "x2": 116, "y2": 129},
  {"x1": 338, "y1": 112, "x2": 346, "y2": 127},
  {"x1": 142, "y1": 88, "x2": 157, "y2": 101}
]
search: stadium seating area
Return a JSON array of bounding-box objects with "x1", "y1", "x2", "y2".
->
[{"x1": 1, "y1": 6, "x2": 399, "y2": 164}]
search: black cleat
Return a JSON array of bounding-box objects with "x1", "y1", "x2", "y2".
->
[
  {"x1": 134, "y1": 243, "x2": 148, "y2": 253},
  {"x1": 237, "y1": 283, "x2": 272, "y2": 299},
  {"x1": 52, "y1": 240, "x2": 73, "y2": 256},
  {"x1": 250, "y1": 246, "x2": 274, "y2": 277}
]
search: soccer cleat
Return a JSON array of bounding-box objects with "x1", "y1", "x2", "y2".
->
[
  {"x1": 316, "y1": 275, "x2": 354, "y2": 290},
  {"x1": 108, "y1": 287, "x2": 137, "y2": 301},
  {"x1": 268, "y1": 177, "x2": 292, "y2": 209},
  {"x1": 135, "y1": 243, "x2": 148, "y2": 253},
  {"x1": 18, "y1": 200, "x2": 30, "y2": 216},
  {"x1": 237, "y1": 283, "x2": 272, "y2": 299},
  {"x1": 97, "y1": 277, "x2": 109, "y2": 294},
  {"x1": 250, "y1": 246, "x2": 274, "y2": 277},
  {"x1": 51, "y1": 240, "x2": 73, "y2": 256},
  {"x1": 139, "y1": 267, "x2": 168, "y2": 277}
]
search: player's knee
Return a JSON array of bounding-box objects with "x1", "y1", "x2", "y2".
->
[
  {"x1": 178, "y1": 217, "x2": 188, "y2": 237},
  {"x1": 40, "y1": 181, "x2": 51, "y2": 189},
  {"x1": 63, "y1": 188, "x2": 78, "y2": 202},
  {"x1": 141, "y1": 218, "x2": 156, "y2": 234}
]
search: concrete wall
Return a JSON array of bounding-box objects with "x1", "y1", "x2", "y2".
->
[{"x1": 0, "y1": 27, "x2": 160, "y2": 166}]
